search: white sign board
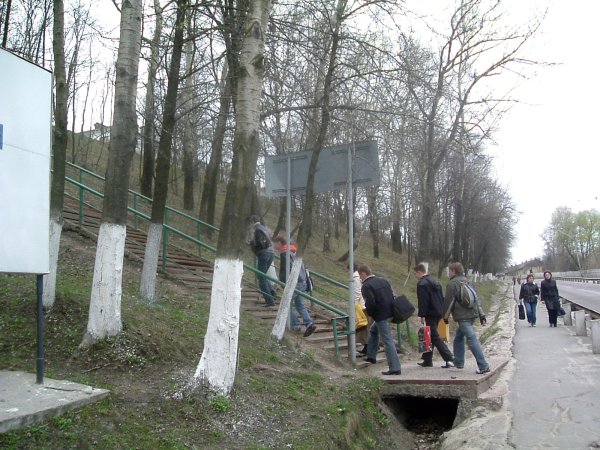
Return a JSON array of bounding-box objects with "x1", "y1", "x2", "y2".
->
[{"x1": 0, "y1": 48, "x2": 52, "y2": 274}]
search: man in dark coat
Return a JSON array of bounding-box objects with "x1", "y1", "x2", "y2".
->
[
  {"x1": 414, "y1": 263, "x2": 454, "y2": 368},
  {"x1": 358, "y1": 264, "x2": 401, "y2": 376},
  {"x1": 247, "y1": 215, "x2": 277, "y2": 307}
]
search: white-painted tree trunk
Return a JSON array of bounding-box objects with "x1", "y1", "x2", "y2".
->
[
  {"x1": 140, "y1": 223, "x2": 162, "y2": 302},
  {"x1": 43, "y1": 218, "x2": 62, "y2": 310},
  {"x1": 193, "y1": 258, "x2": 243, "y2": 396},
  {"x1": 82, "y1": 223, "x2": 126, "y2": 347},
  {"x1": 271, "y1": 257, "x2": 303, "y2": 341}
]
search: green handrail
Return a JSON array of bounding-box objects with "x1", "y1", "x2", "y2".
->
[{"x1": 63, "y1": 160, "x2": 411, "y2": 357}]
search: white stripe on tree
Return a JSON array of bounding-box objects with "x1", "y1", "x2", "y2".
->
[
  {"x1": 193, "y1": 258, "x2": 243, "y2": 396},
  {"x1": 140, "y1": 222, "x2": 162, "y2": 302},
  {"x1": 271, "y1": 256, "x2": 303, "y2": 341},
  {"x1": 43, "y1": 218, "x2": 62, "y2": 309},
  {"x1": 82, "y1": 223, "x2": 125, "y2": 346}
]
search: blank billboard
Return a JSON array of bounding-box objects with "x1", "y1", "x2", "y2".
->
[{"x1": 0, "y1": 48, "x2": 52, "y2": 274}]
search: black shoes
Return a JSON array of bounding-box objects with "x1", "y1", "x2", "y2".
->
[
  {"x1": 303, "y1": 323, "x2": 317, "y2": 337},
  {"x1": 476, "y1": 367, "x2": 491, "y2": 375},
  {"x1": 417, "y1": 361, "x2": 433, "y2": 367},
  {"x1": 358, "y1": 345, "x2": 368, "y2": 355},
  {"x1": 441, "y1": 361, "x2": 455, "y2": 368},
  {"x1": 364, "y1": 357, "x2": 376, "y2": 364},
  {"x1": 382, "y1": 370, "x2": 401, "y2": 376}
]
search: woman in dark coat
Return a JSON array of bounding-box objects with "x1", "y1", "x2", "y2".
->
[
  {"x1": 540, "y1": 271, "x2": 561, "y2": 327},
  {"x1": 519, "y1": 274, "x2": 540, "y2": 326}
]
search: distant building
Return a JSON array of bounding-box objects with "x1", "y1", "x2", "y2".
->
[
  {"x1": 505, "y1": 258, "x2": 544, "y2": 277},
  {"x1": 81, "y1": 122, "x2": 142, "y2": 153},
  {"x1": 82, "y1": 123, "x2": 111, "y2": 141}
]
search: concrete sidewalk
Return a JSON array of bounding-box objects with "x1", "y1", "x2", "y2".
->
[
  {"x1": 441, "y1": 282, "x2": 600, "y2": 449},
  {"x1": 0, "y1": 370, "x2": 109, "y2": 433},
  {"x1": 509, "y1": 300, "x2": 600, "y2": 449}
]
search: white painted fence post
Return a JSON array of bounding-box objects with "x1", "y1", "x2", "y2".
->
[
  {"x1": 562, "y1": 303, "x2": 572, "y2": 326},
  {"x1": 591, "y1": 320, "x2": 600, "y2": 354},
  {"x1": 574, "y1": 310, "x2": 586, "y2": 336}
]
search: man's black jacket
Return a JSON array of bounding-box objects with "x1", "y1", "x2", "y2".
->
[
  {"x1": 417, "y1": 274, "x2": 444, "y2": 318},
  {"x1": 361, "y1": 275, "x2": 394, "y2": 322}
]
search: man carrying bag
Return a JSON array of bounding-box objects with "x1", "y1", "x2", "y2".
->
[{"x1": 414, "y1": 263, "x2": 454, "y2": 368}]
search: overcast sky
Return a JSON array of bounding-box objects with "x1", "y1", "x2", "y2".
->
[{"x1": 491, "y1": 0, "x2": 600, "y2": 264}]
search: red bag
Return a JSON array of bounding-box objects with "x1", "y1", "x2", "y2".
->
[{"x1": 418, "y1": 325, "x2": 431, "y2": 353}]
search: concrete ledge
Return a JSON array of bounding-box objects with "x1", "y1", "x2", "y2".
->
[
  {"x1": 379, "y1": 357, "x2": 509, "y2": 399},
  {"x1": 0, "y1": 370, "x2": 109, "y2": 434}
]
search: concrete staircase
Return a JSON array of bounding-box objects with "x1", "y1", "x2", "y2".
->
[{"x1": 61, "y1": 195, "x2": 350, "y2": 355}]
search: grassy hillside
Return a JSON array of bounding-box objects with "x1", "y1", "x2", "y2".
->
[{"x1": 1, "y1": 231, "x2": 413, "y2": 449}]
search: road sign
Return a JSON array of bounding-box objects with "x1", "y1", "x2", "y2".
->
[{"x1": 264, "y1": 140, "x2": 379, "y2": 197}]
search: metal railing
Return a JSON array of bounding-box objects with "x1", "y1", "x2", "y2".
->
[
  {"x1": 558, "y1": 296, "x2": 600, "y2": 320},
  {"x1": 62, "y1": 161, "x2": 360, "y2": 356}
]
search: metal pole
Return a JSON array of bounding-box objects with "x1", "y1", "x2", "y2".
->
[
  {"x1": 347, "y1": 145, "x2": 356, "y2": 363},
  {"x1": 36, "y1": 274, "x2": 44, "y2": 384}
]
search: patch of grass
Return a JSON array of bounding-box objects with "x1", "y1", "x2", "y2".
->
[{"x1": 210, "y1": 395, "x2": 231, "y2": 413}]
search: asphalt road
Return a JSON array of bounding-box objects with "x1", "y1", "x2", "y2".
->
[{"x1": 556, "y1": 280, "x2": 600, "y2": 313}]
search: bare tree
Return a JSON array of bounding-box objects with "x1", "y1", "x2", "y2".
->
[
  {"x1": 181, "y1": 34, "x2": 197, "y2": 211},
  {"x1": 193, "y1": 0, "x2": 272, "y2": 396},
  {"x1": 140, "y1": 0, "x2": 163, "y2": 198},
  {"x1": 199, "y1": 62, "x2": 232, "y2": 228},
  {"x1": 43, "y1": 0, "x2": 68, "y2": 310},
  {"x1": 398, "y1": 0, "x2": 539, "y2": 262},
  {"x1": 82, "y1": 0, "x2": 142, "y2": 347},
  {"x1": 271, "y1": 0, "x2": 348, "y2": 341},
  {"x1": 140, "y1": 0, "x2": 189, "y2": 302}
]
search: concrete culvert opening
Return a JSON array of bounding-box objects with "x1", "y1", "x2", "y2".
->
[{"x1": 383, "y1": 396, "x2": 459, "y2": 439}]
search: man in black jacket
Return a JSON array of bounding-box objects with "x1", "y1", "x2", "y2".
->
[
  {"x1": 358, "y1": 264, "x2": 401, "y2": 376},
  {"x1": 247, "y1": 215, "x2": 277, "y2": 307},
  {"x1": 414, "y1": 263, "x2": 454, "y2": 368}
]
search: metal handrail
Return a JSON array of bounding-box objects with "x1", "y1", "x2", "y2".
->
[
  {"x1": 63, "y1": 161, "x2": 353, "y2": 354},
  {"x1": 559, "y1": 295, "x2": 600, "y2": 320}
]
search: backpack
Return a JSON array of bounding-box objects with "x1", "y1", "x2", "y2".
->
[
  {"x1": 459, "y1": 281, "x2": 478, "y2": 309},
  {"x1": 253, "y1": 228, "x2": 270, "y2": 252},
  {"x1": 288, "y1": 252, "x2": 313, "y2": 293},
  {"x1": 391, "y1": 294, "x2": 416, "y2": 323},
  {"x1": 304, "y1": 268, "x2": 314, "y2": 293}
]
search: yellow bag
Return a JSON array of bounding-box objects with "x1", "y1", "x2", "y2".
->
[
  {"x1": 438, "y1": 319, "x2": 450, "y2": 342},
  {"x1": 355, "y1": 303, "x2": 368, "y2": 329}
]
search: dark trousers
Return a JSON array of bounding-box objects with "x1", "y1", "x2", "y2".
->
[
  {"x1": 548, "y1": 308, "x2": 558, "y2": 326},
  {"x1": 422, "y1": 316, "x2": 454, "y2": 363}
]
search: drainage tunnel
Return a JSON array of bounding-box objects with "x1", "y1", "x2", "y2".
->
[{"x1": 383, "y1": 396, "x2": 459, "y2": 434}]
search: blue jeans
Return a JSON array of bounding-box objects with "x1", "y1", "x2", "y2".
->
[
  {"x1": 453, "y1": 319, "x2": 489, "y2": 371},
  {"x1": 290, "y1": 281, "x2": 312, "y2": 327},
  {"x1": 367, "y1": 318, "x2": 401, "y2": 372},
  {"x1": 256, "y1": 251, "x2": 276, "y2": 305},
  {"x1": 524, "y1": 301, "x2": 537, "y2": 325}
]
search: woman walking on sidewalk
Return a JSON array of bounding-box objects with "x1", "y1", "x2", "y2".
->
[
  {"x1": 519, "y1": 274, "x2": 540, "y2": 326},
  {"x1": 541, "y1": 271, "x2": 561, "y2": 327}
]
